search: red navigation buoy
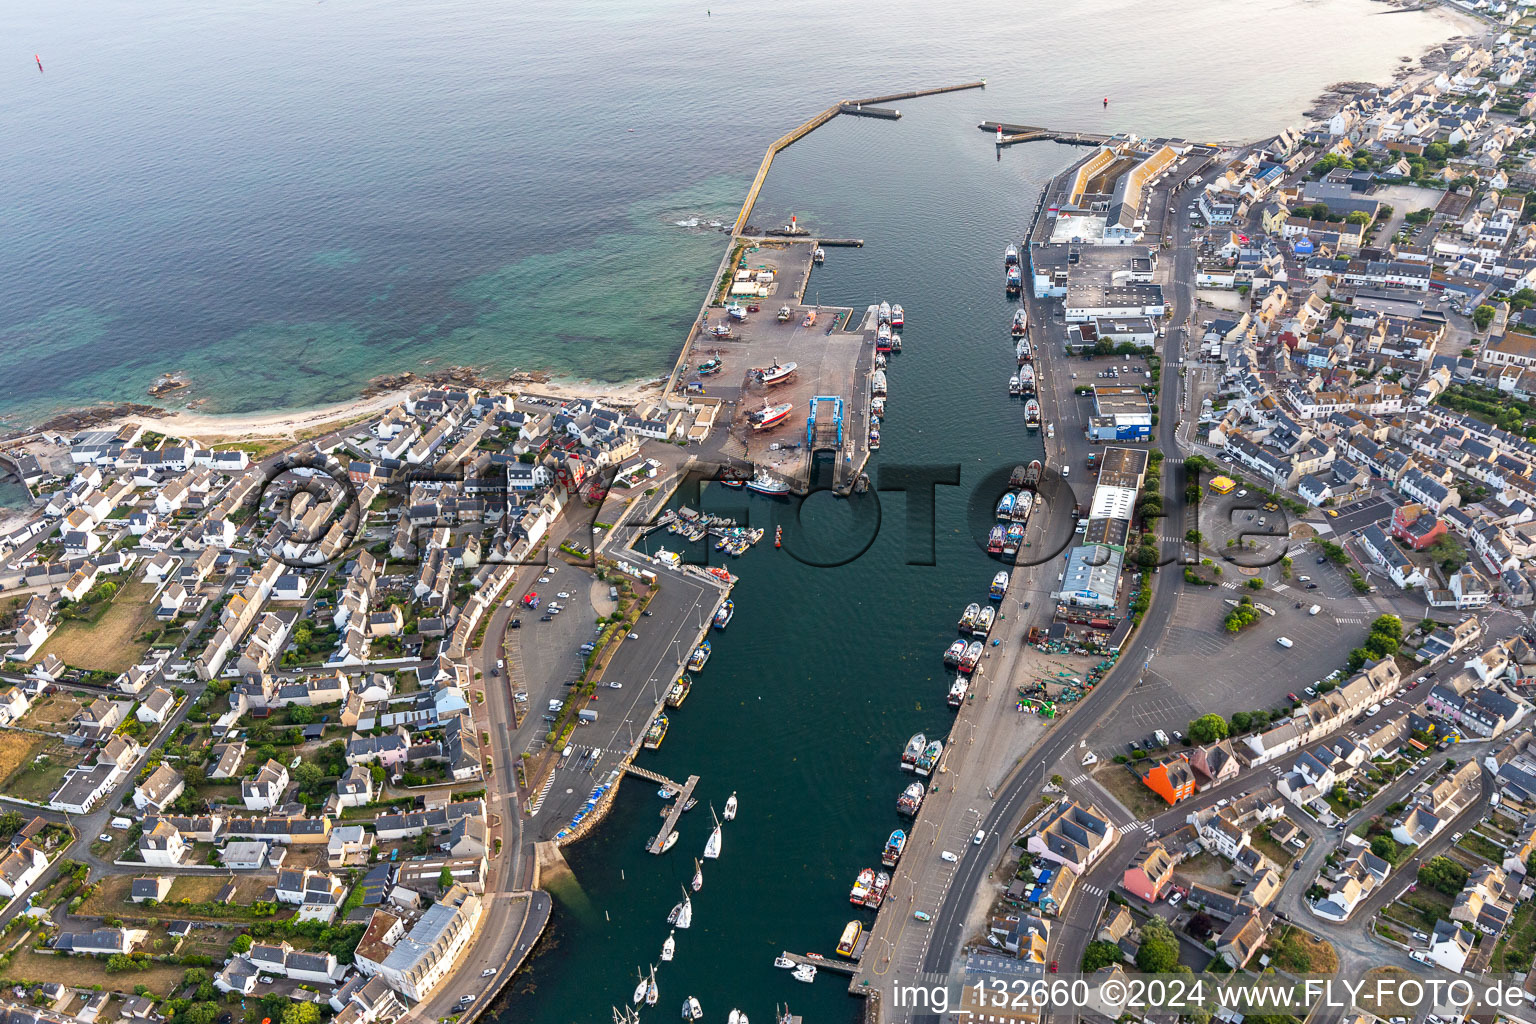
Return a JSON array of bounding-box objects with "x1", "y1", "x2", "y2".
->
[
  {"x1": 35, "y1": 54, "x2": 43, "y2": 72},
  {"x1": 1102, "y1": 96, "x2": 1108, "y2": 107}
]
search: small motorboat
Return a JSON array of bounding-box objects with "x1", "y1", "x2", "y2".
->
[
  {"x1": 773, "y1": 956, "x2": 795, "y2": 969},
  {"x1": 729, "y1": 1012, "x2": 750, "y2": 1024},
  {"x1": 791, "y1": 963, "x2": 817, "y2": 983},
  {"x1": 661, "y1": 931, "x2": 676, "y2": 962},
  {"x1": 777, "y1": 305, "x2": 792, "y2": 321},
  {"x1": 682, "y1": 996, "x2": 702, "y2": 1021},
  {"x1": 723, "y1": 791, "x2": 738, "y2": 821},
  {"x1": 658, "y1": 787, "x2": 677, "y2": 800},
  {"x1": 727, "y1": 304, "x2": 747, "y2": 321}
]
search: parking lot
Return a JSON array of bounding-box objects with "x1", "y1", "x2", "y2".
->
[
  {"x1": 509, "y1": 565, "x2": 601, "y2": 751},
  {"x1": 1320, "y1": 494, "x2": 1394, "y2": 536}
]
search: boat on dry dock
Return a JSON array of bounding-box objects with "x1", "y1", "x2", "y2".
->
[
  {"x1": 942, "y1": 638, "x2": 967, "y2": 667},
  {"x1": 754, "y1": 362, "x2": 798, "y2": 386},
  {"x1": 900, "y1": 732, "x2": 926, "y2": 771}
]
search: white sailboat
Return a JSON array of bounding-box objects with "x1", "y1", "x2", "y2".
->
[
  {"x1": 723, "y1": 791, "x2": 738, "y2": 821},
  {"x1": 645, "y1": 966, "x2": 658, "y2": 1007},
  {"x1": 667, "y1": 885, "x2": 693, "y2": 929},
  {"x1": 632, "y1": 968, "x2": 648, "y2": 1006},
  {"x1": 703, "y1": 806, "x2": 722, "y2": 860},
  {"x1": 691, "y1": 857, "x2": 704, "y2": 892},
  {"x1": 661, "y1": 930, "x2": 676, "y2": 962}
]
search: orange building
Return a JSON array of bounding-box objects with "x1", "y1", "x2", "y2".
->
[{"x1": 1138, "y1": 754, "x2": 1197, "y2": 805}]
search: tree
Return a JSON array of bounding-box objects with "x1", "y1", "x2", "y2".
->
[
  {"x1": 1229, "y1": 711, "x2": 1253, "y2": 734},
  {"x1": 294, "y1": 761, "x2": 326, "y2": 794},
  {"x1": 1135, "y1": 916, "x2": 1181, "y2": 973},
  {"x1": 1427, "y1": 534, "x2": 1468, "y2": 573},
  {"x1": 439, "y1": 866, "x2": 455, "y2": 891},
  {"x1": 229, "y1": 934, "x2": 252, "y2": 954},
  {"x1": 1082, "y1": 939, "x2": 1124, "y2": 972},
  {"x1": 1418, "y1": 855, "x2": 1470, "y2": 896},
  {"x1": 1346, "y1": 210, "x2": 1372, "y2": 226},
  {"x1": 1189, "y1": 714, "x2": 1229, "y2": 745},
  {"x1": 280, "y1": 1003, "x2": 322, "y2": 1024},
  {"x1": 1473, "y1": 304, "x2": 1496, "y2": 331},
  {"x1": 1425, "y1": 142, "x2": 1448, "y2": 162},
  {"x1": 287, "y1": 705, "x2": 314, "y2": 725}
]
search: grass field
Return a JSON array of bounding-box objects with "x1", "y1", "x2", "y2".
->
[
  {"x1": 0, "y1": 945, "x2": 186, "y2": 997},
  {"x1": 37, "y1": 581, "x2": 158, "y2": 674},
  {"x1": 2, "y1": 738, "x2": 86, "y2": 803},
  {"x1": 0, "y1": 732, "x2": 46, "y2": 789},
  {"x1": 18, "y1": 693, "x2": 87, "y2": 732},
  {"x1": 82, "y1": 872, "x2": 266, "y2": 920}
]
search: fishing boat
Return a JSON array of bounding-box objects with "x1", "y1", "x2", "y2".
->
[
  {"x1": 1003, "y1": 522, "x2": 1026, "y2": 556},
  {"x1": 1008, "y1": 375, "x2": 1022, "y2": 396},
  {"x1": 986, "y1": 525, "x2": 1005, "y2": 555},
  {"x1": 942, "y1": 638, "x2": 967, "y2": 667},
  {"x1": 914, "y1": 739, "x2": 943, "y2": 777},
  {"x1": 870, "y1": 396, "x2": 885, "y2": 417},
  {"x1": 644, "y1": 715, "x2": 670, "y2": 750},
  {"x1": 1017, "y1": 337, "x2": 1032, "y2": 363},
  {"x1": 687, "y1": 641, "x2": 711, "y2": 672},
  {"x1": 723, "y1": 791, "x2": 738, "y2": 821},
  {"x1": 876, "y1": 323, "x2": 892, "y2": 350},
  {"x1": 691, "y1": 858, "x2": 704, "y2": 892},
  {"x1": 1024, "y1": 398, "x2": 1041, "y2": 428},
  {"x1": 868, "y1": 428, "x2": 880, "y2": 450},
  {"x1": 774, "y1": 525, "x2": 782, "y2": 548},
  {"x1": 1019, "y1": 363, "x2": 1036, "y2": 393},
  {"x1": 647, "y1": 967, "x2": 659, "y2": 1007},
  {"x1": 777, "y1": 305, "x2": 792, "y2": 322},
  {"x1": 1006, "y1": 265, "x2": 1022, "y2": 292},
  {"x1": 897, "y1": 782, "x2": 925, "y2": 816},
  {"x1": 1005, "y1": 243, "x2": 1020, "y2": 266},
  {"x1": 703, "y1": 806, "x2": 722, "y2": 860},
  {"x1": 707, "y1": 322, "x2": 732, "y2": 338},
  {"x1": 696, "y1": 356, "x2": 723, "y2": 376},
  {"x1": 882, "y1": 829, "x2": 906, "y2": 868},
  {"x1": 801, "y1": 308, "x2": 817, "y2": 327},
  {"x1": 713, "y1": 601, "x2": 734, "y2": 629},
  {"x1": 973, "y1": 605, "x2": 995, "y2": 635},
  {"x1": 900, "y1": 732, "x2": 926, "y2": 771},
  {"x1": 877, "y1": 301, "x2": 892, "y2": 324},
  {"x1": 836, "y1": 921, "x2": 863, "y2": 957},
  {"x1": 996, "y1": 492, "x2": 1016, "y2": 518},
  {"x1": 666, "y1": 676, "x2": 692, "y2": 708},
  {"x1": 633, "y1": 969, "x2": 648, "y2": 1005},
  {"x1": 849, "y1": 867, "x2": 875, "y2": 905},
  {"x1": 959, "y1": 641, "x2": 983, "y2": 674},
  {"x1": 891, "y1": 304, "x2": 905, "y2": 328},
  {"x1": 727, "y1": 304, "x2": 747, "y2": 321},
  {"x1": 747, "y1": 401, "x2": 792, "y2": 431},
  {"x1": 990, "y1": 571, "x2": 1010, "y2": 600},
  {"x1": 791, "y1": 964, "x2": 816, "y2": 983},
  {"x1": 682, "y1": 996, "x2": 702, "y2": 1021},
  {"x1": 1009, "y1": 464, "x2": 1030, "y2": 488},
  {"x1": 947, "y1": 677, "x2": 968, "y2": 708},
  {"x1": 757, "y1": 361, "x2": 798, "y2": 386},
  {"x1": 661, "y1": 931, "x2": 676, "y2": 962},
  {"x1": 1013, "y1": 491, "x2": 1034, "y2": 522},
  {"x1": 958, "y1": 602, "x2": 981, "y2": 633},
  {"x1": 746, "y1": 470, "x2": 791, "y2": 496},
  {"x1": 1023, "y1": 459, "x2": 1043, "y2": 490},
  {"x1": 774, "y1": 956, "x2": 795, "y2": 969},
  {"x1": 864, "y1": 871, "x2": 890, "y2": 909},
  {"x1": 871, "y1": 370, "x2": 887, "y2": 396},
  {"x1": 669, "y1": 887, "x2": 693, "y2": 929},
  {"x1": 660, "y1": 831, "x2": 680, "y2": 853},
  {"x1": 813, "y1": 246, "x2": 826, "y2": 263},
  {"x1": 1011, "y1": 308, "x2": 1028, "y2": 335}
]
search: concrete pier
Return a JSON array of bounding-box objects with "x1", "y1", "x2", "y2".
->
[
  {"x1": 977, "y1": 120, "x2": 1113, "y2": 146},
  {"x1": 839, "y1": 103, "x2": 901, "y2": 119}
]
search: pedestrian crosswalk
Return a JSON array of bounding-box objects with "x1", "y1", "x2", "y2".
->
[
  {"x1": 527, "y1": 772, "x2": 557, "y2": 816},
  {"x1": 1267, "y1": 765, "x2": 1283, "y2": 776},
  {"x1": 1117, "y1": 821, "x2": 1155, "y2": 836},
  {"x1": 1069, "y1": 773, "x2": 1090, "y2": 786},
  {"x1": 1272, "y1": 583, "x2": 1289, "y2": 592},
  {"x1": 1221, "y1": 581, "x2": 1240, "y2": 590},
  {"x1": 1080, "y1": 883, "x2": 1105, "y2": 897},
  {"x1": 1337, "y1": 616, "x2": 1364, "y2": 625}
]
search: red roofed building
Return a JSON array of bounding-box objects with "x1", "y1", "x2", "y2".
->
[
  {"x1": 1137, "y1": 754, "x2": 1197, "y2": 805},
  {"x1": 1391, "y1": 502, "x2": 1446, "y2": 551}
]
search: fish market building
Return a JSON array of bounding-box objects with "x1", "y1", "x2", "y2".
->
[{"x1": 1058, "y1": 545, "x2": 1122, "y2": 611}]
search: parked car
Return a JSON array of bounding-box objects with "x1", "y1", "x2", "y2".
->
[
  {"x1": 940, "y1": 851, "x2": 958, "y2": 863},
  {"x1": 1168, "y1": 891, "x2": 1183, "y2": 906}
]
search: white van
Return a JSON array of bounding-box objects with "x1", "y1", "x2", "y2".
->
[
  {"x1": 940, "y1": 851, "x2": 958, "y2": 863},
  {"x1": 1062, "y1": 465, "x2": 1071, "y2": 478},
  {"x1": 1276, "y1": 636, "x2": 1294, "y2": 649},
  {"x1": 1308, "y1": 605, "x2": 1321, "y2": 616}
]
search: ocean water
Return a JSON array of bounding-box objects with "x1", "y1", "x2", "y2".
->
[{"x1": 0, "y1": 0, "x2": 1471, "y2": 429}]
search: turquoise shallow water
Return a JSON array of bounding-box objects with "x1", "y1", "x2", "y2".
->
[{"x1": 1, "y1": 0, "x2": 1471, "y2": 428}]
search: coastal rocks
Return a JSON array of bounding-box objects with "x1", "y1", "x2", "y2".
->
[{"x1": 36, "y1": 402, "x2": 160, "y2": 435}]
